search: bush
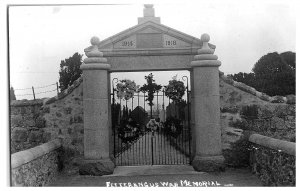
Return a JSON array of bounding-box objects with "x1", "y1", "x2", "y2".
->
[
  {"x1": 220, "y1": 106, "x2": 239, "y2": 114},
  {"x1": 223, "y1": 136, "x2": 252, "y2": 167},
  {"x1": 228, "y1": 119, "x2": 249, "y2": 130},
  {"x1": 241, "y1": 105, "x2": 259, "y2": 119}
]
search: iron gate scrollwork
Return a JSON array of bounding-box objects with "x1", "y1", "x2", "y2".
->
[{"x1": 111, "y1": 76, "x2": 191, "y2": 166}]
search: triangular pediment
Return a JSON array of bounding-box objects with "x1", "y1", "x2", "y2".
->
[
  {"x1": 85, "y1": 21, "x2": 216, "y2": 52},
  {"x1": 138, "y1": 27, "x2": 161, "y2": 34}
]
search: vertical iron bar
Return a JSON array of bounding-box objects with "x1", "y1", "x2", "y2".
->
[
  {"x1": 182, "y1": 119, "x2": 184, "y2": 164},
  {"x1": 160, "y1": 118, "x2": 162, "y2": 165},
  {"x1": 147, "y1": 128, "x2": 149, "y2": 165},
  {"x1": 162, "y1": 89, "x2": 166, "y2": 165},
  {"x1": 126, "y1": 100, "x2": 128, "y2": 119},
  {"x1": 119, "y1": 98, "x2": 122, "y2": 164},
  {"x1": 143, "y1": 92, "x2": 146, "y2": 164},
  {"x1": 156, "y1": 91, "x2": 159, "y2": 165},
  {"x1": 157, "y1": 91, "x2": 159, "y2": 117},
  {"x1": 127, "y1": 138, "x2": 129, "y2": 166},
  {"x1": 183, "y1": 75, "x2": 191, "y2": 164},
  {"x1": 138, "y1": 125, "x2": 140, "y2": 165},
  {"x1": 113, "y1": 89, "x2": 115, "y2": 158},
  {"x1": 168, "y1": 97, "x2": 171, "y2": 116},
  {"x1": 132, "y1": 97, "x2": 133, "y2": 111},
  {"x1": 144, "y1": 92, "x2": 146, "y2": 127},
  {"x1": 145, "y1": 130, "x2": 146, "y2": 165},
  {"x1": 132, "y1": 131, "x2": 134, "y2": 165},
  {"x1": 175, "y1": 102, "x2": 178, "y2": 164},
  {"x1": 164, "y1": 121, "x2": 167, "y2": 165},
  {"x1": 162, "y1": 89, "x2": 165, "y2": 122},
  {"x1": 120, "y1": 99, "x2": 122, "y2": 124},
  {"x1": 138, "y1": 92, "x2": 140, "y2": 126},
  {"x1": 32, "y1": 86, "x2": 35, "y2": 100},
  {"x1": 151, "y1": 130, "x2": 154, "y2": 165},
  {"x1": 137, "y1": 92, "x2": 140, "y2": 165},
  {"x1": 141, "y1": 128, "x2": 143, "y2": 165},
  {"x1": 168, "y1": 97, "x2": 172, "y2": 164},
  {"x1": 112, "y1": 78, "x2": 118, "y2": 164}
]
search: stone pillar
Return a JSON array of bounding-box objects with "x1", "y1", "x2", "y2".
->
[
  {"x1": 79, "y1": 37, "x2": 115, "y2": 176},
  {"x1": 190, "y1": 34, "x2": 225, "y2": 171}
]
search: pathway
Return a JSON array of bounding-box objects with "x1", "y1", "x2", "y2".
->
[{"x1": 115, "y1": 131, "x2": 189, "y2": 165}]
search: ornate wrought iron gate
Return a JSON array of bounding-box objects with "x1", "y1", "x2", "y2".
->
[{"x1": 111, "y1": 77, "x2": 191, "y2": 166}]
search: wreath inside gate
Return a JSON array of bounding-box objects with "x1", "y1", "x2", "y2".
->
[
  {"x1": 164, "y1": 116, "x2": 183, "y2": 137},
  {"x1": 165, "y1": 76, "x2": 186, "y2": 103},
  {"x1": 116, "y1": 79, "x2": 139, "y2": 100},
  {"x1": 118, "y1": 119, "x2": 141, "y2": 143}
]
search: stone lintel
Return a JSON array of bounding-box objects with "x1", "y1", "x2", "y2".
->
[
  {"x1": 80, "y1": 64, "x2": 111, "y2": 70},
  {"x1": 192, "y1": 155, "x2": 225, "y2": 172},
  {"x1": 106, "y1": 54, "x2": 194, "y2": 72},
  {"x1": 191, "y1": 60, "x2": 221, "y2": 67},
  {"x1": 100, "y1": 47, "x2": 200, "y2": 57},
  {"x1": 79, "y1": 159, "x2": 115, "y2": 176}
]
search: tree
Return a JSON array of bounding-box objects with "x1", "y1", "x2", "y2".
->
[
  {"x1": 10, "y1": 87, "x2": 16, "y2": 101},
  {"x1": 139, "y1": 73, "x2": 162, "y2": 118},
  {"x1": 280, "y1": 51, "x2": 295, "y2": 70},
  {"x1": 59, "y1": 52, "x2": 83, "y2": 92},
  {"x1": 229, "y1": 51, "x2": 295, "y2": 96},
  {"x1": 228, "y1": 72, "x2": 256, "y2": 88},
  {"x1": 252, "y1": 52, "x2": 295, "y2": 96}
]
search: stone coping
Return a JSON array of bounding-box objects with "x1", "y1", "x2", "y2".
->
[
  {"x1": 10, "y1": 99, "x2": 44, "y2": 107},
  {"x1": 249, "y1": 134, "x2": 295, "y2": 156},
  {"x1": 11, "y1": 139, "x2": 62, "y2": 169},
  {"x1": 43, "y1": 76, "x2": 83, "y2": 105}
]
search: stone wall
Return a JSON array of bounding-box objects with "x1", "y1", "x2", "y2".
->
[
  {"x1": 249, "y1": 134, "x2": 295, "y2": 186},
  {"x1": 11, "y1": 139, "x2": 63, "y2": 186},
  {"x1": 10, "y1": 77, "x2": 84, "y2": 170},
  {"x1": 10, "y1": 100, "x2": 50, "y2": 153},
  {"x1": 42, "y1": 77, "x2": 84, "y2": 167},
  {"x1": 219, "y1": 74, "x2": 295, "y2": 150}
]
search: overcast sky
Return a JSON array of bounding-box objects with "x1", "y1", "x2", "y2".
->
[{"x1": 8, "y1": 2, "x2": 296, "y2": 99}]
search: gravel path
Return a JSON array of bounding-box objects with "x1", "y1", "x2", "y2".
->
[{"x1": 115, "y1": 132, "x2": 189, "y2": 165}]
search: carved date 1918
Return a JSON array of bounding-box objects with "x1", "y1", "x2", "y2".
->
[{"x1": 165, "y1": 40, "x2": 176, "y2": 46}]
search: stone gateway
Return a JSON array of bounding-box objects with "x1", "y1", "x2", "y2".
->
[{"x1": 79, "y1": 4, "x2": 224, "y2": 175}]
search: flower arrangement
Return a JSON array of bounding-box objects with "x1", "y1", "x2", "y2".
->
[
  {"x1": 116, "y1": 79, "x2": 139, "y2": 100},
  {"x1": 139, "y1": 73, "x2": 162, "y2": 106},
  {"x1": 165, "y1": 75, "x2": 186, "y2": 102},
  {"x1": 164, "y1": 116, "x2": 182, "y2": 137}
]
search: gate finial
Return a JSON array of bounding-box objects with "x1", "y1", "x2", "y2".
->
[
  {"x1": 191, "y1": 33, "x2": 221, "y2": 67},
  {"x1": 81, "y1": 36, "x2": 110, "y2": 70},
  {"x1": 90, "y1": 36, "x2": 100, "y2": 46}
]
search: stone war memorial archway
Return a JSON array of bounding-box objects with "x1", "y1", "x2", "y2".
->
[{"x1": 79, "y1": 4, "x2": 224, "y2": 176}]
